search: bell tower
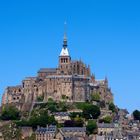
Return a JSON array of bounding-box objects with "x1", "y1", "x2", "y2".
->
[{"x1": 59, "y1": 23, "x2": 71, "y2": 74}]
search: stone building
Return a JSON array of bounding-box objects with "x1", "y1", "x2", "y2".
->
[
  {"x1": 97, "y1": 123, "x2": 115, "y2": 136},
  {"x1": 35, "y1": 125, "x2": 57, "y2": 140},
  {"x1": 2, "y1": 31, "x2": 113, "y2": 110},
  {"x1": 53, "y1": 112, "x2": 71, "y2": 123},
  {"x1": 56, "y1": 127, "x2": 86, "y2": 140}
]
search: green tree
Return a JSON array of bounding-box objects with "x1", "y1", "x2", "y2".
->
[
  {"x1": 86, "y1": 120, "x2": 97, "y2": 135},
  {"x1": 109, "y1": 102, "x2": 116, "y2": 112},
  {"x1": 47, "y1": 104, "x2": 57, "y2": 112},
  {"x1": 62, "y1": 95, "x2": 68, "y2": 100},
  {"x1": 74, "y1": 116, "x2": 84, "y2": 127},
  {"x1": 47, "y1": 98, "x2": 57, "y2": 112},
  {"x1": 91, "y1": 93, "x2": 100, "y2": 101},
  {"x1": 36, "y1": 95, "x2": 44, "y2": 102},
  {"x1": 133, "y1": 110, "x2": 140, "y2": 121},
  {"x1": 1, "y1": 105, "x2": 20, "y2": 120},
  {"x1": 48, "y1": 97, "x2": 54, "y2": 103},
  {"x1": 70, "y1": 112, "x2": 83, "y2": 119},
  {"x1": 99, "y1": 116, "x2": 112, "y2": 123},
  {"x1": 75, "y1": 102, "x2": 90, "y2": 110},
  {"x1": 83, "y1": 105, "x2": 100, "y2": 119},
  {"x1": 57, "y1": 101, "x2": 68, "y2": 112},
  {"x1": 28, "y1": 109, "x2": 56, "y2": 128},
  {"x1": 16, "y1": 109, "x2": 57, "y2": 129}
]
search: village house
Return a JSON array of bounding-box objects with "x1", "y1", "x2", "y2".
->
[
  {"x1": 56, "y1": 127, "x2": 86, "y2": 140},
  {"x1": 35, "y1": 125, "x2": 57, "y2": 140},
  {"x1": 53, "y1": 112, "x2": 71, "y2": 123},
  {"x1": 97, "y1": 123, "x2": 115, "y2": 136}
]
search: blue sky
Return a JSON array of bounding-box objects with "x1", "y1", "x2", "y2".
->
[{"x1": 0, "y1": 0, "x2": 140, "y2": 113}]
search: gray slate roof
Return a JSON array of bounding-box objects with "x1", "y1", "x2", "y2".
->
[
  {"x1": 38, "y1": 68, "x2": 57, "y2": 73},
  {"x1": 98, "y1": 123, "x2": 115, "y2": 128},
  {"x1": 36, "y1": 125, "x2": 56, "y2": 134},
  {"x1": 61, "y1": 127, "x2": 86, "y2": 132},
  {"x1": 54, "y1": 112, "x2": 70, "y2": 116}
]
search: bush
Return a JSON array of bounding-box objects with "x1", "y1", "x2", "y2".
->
[
  {"x1": 57, "y1": 101, "x2": 68, "y2": 112},
  {"x1": 1, "y1": 105, "x2": 20, "y2": 120},
  {"x1": 75, "y1": 102, "x2": 91, "y2": 110},
  {"x1": 69, "y1": 112, "x2": 83, "y2": 119},
  {"x1": 133, "y1": 110, "x2": 140, "y2": 121},
  {"x1": 74, "y1": 116, "x2": 84, "y2": 127},
  {"x1": 47, "y1": 101, "x2": 69, "y2": 113},
  {"x1": 86, "y1": 120, "x2": 97, "y2": 135},
  {"x1": 83, "y1": 105, "x2": 100, "y2": 119},
  {"x1": 16, "y1": 109, "x2": 57, "y2": 129},
  {"x1": 36, "y1": 95, "x2": 44, "y2": 102},
  {"x1": 91, "y1": 93, "x2": 100, "y2": 101},
  {"x1": 48, "y1": 98, "x2": 54, "y2": 103},
  {"x1": 109, "y1": 102, "x2": 116, "y2": 112},
  {"x1": 99, "y1": 116, "x2": 112, "y2": 123}
]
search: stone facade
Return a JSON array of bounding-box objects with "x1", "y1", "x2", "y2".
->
[
  {"x1": 97, "y1": 123, "x2": 115, "y2": 135},
  {"x1": 2, "y1": 33, "x2": 113, "y2": 111}
]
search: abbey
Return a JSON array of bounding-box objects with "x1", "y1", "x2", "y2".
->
[{"x1": 2, "y1": 32, "x2": 113, "y2": 111}]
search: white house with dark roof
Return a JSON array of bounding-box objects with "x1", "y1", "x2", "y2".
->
[{"x1": 53, "y1": 112, "x2": 71, "y2": 123}]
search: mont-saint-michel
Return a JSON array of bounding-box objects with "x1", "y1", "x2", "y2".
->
[
  {"x1": 0, "y1": 32, "x2": 140, "y2": 140},
  {"x1": 2, "y1": 32, "x2": 113, "y2": 109}
]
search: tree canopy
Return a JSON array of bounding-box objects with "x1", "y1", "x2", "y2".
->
[
  {"x1": 83, "y1": 104, "x2": 100, "y2": 119},
  {"x1": 133, "y1": 110, "x2": 140, "y2": 121},
  {"x1": 16, "y1": 109, "x2": 57, "y2": 129},
  {"x1": 109, "y1": 102, "x2": 116, "y2": 112},
  {"x1": 99, "y1": 115, "x2": 112, "y2": 123},
  {"x1": 36, "y1": 95, "x2": 44, "y2": 102},
  {"x1": 86, "y1": 120, "x2": 97, "y2": 135},
  {"x1": 91, "y1": 93, "x2": 100, "y2": 101},
  {"x1": 1, "y1": 105, "x2": 20, "y2": 120}
]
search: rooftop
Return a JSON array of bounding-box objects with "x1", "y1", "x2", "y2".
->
[
  {"x1": 36, "y1": 125, "x2": 56, "y2": 134},
  {"x1": 38, "y1": 68, "x2": 57, "y2": 73},
  {"x1": 54, "y1": 112, "x2": 70, "y2": 116},
  {"x1": 98, "y1": 123, "x2": 115, "y2": 128},
  {"x1": 60, "y1": 47, "x2": 69, "y2": 56},
  {"x1": 61, "y1": 127, "x2": 86, "y2": 132}
]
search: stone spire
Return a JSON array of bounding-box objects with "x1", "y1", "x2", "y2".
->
[
  {"x1": 63, "y1": 21, "x2": 67, "y2": 48},
  {"x1": 60, "y1": 22, "x2": 69, "y2": 56}
]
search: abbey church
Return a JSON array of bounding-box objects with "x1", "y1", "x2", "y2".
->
[{"x1": 2, "y1": 32, "x2": 113, "y2": 111}]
